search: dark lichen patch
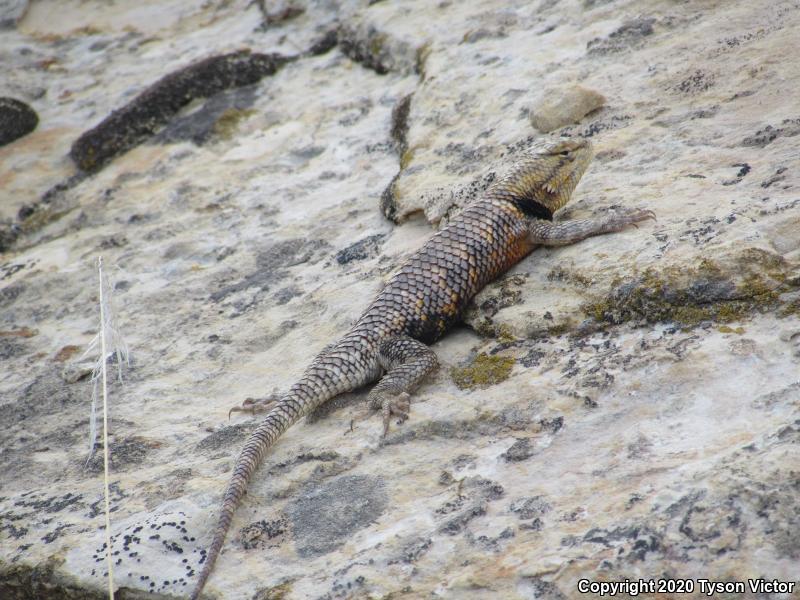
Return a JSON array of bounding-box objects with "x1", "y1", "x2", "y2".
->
[
  {"x1": 286, "y1": 475, "x2": 387, "y2": 557},
  {"x1": 547, "y1": 266, "x2": 591, "y2": 287},
  {"x1": 335, "y1": 233, "x2": 386, "y2": 265},
  {"x1": 306, "y1": 29, "x2": 338, "y2": 57},
  {"x1": 196, "y1": 423, "x2": 256, "y2": 452},
  {"x1": 742, "y1": 118, "x2": 800, "y2": 148},
  {"x1": 510, "y1": 496, "x2": 552, "y2": 521},
  {"x1": 0, "y1": 97, "x2": 38, "y2": 146},
  {"x1": 70, "y1": 50, "x2": 292, "y2": 172},
  {"x1": 380, "y1": 171, "x2": 401, "y2": 222},
  {"x1": 501, "y1": 438, "x2": 534, "y2": 462},
  {"x1": 583, "y1": 253, "x2": 794, "y2": 329},
  {"x1": 390, "y1": 93, "x2": 413, "y2": 153},
  {"x1": 587, "y1": 17, "x2": 656, "y2": 55},
  {"x1": 338, "y1": 25, "x2": 391, "y2": 75},
  {"x1": 240, "y1": 516, "x2": 288, "y2": 550},
  {"x1": 450, "y1": 353, "x2": 515, "y2": 390},
  {"x1": 673, "y1": 70, "x2": 716, "y2": 95},
  {"x1": 436, "y1": 476, "x2": 503, "y2": 536},
  {"x1": 388, "y1": 536, "x2": 433, "y2": 564},
  {"x1": 85, "y1": 436, "x2": 161, "y2": 473}
]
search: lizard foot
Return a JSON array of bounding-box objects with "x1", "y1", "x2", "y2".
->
[
  {"x1": 228, "y1": 394, "x2": 281, "y2": 419},
  {"x1": 369, "y1": 391, "x2": 411, "y2": 437},
  {"x1": 602, "y1": 208, "x2": 656, "y2": 232}
]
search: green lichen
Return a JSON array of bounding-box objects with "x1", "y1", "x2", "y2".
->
[
  {"x1": 399, "y1": 146, "x2": 416, "y2": 169},
  {"x1": 583, "y1": 251, "x2": 794, "y2": 329},
  {"x1": 213, "y1": 107, "x2": 257, "y2": 140},
  {"x1": 415, "y1": 42, "x2": 432, "y2": 78},
  {"x1": 718, "y1": 325, "x2": 745, "y2": 334},
  {"x1": 369, "y1": 32, "x2": 388, "y2": 60},
  {"x1": 496, "y1": 324, "x2": 517, "y2": 343},
  {"x1": 451, "y1": 353, "x2": 515, "y2": 390}
]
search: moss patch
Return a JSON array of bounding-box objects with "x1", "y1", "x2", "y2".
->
[
  {"x1": 583, "y1": 251, "x2": 794, "y2": 329},
  {"x1": 451, "y1": 353, "x2": 515, "y2": 390}
]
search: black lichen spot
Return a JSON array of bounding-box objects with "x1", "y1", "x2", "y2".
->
[
  {"x1": 240, "y1": 516, "x2": 288, "y2": 550},
  {"x1": 70, "y1": 50, "x2": 293, "y2": 172},
  {"x1": 0, "y1": 97, "x2": 38, "y2": 146}
]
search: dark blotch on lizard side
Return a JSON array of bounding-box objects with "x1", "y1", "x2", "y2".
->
[
  {"x1": 70, "y1": 50, "x2": 293, "y2": 172},
  {"x1": 0, "y1": 97, "x2": 38, "y2": 146},
  {"x1": 286, "y1": 475, "x2": 387, "y2": 557}
]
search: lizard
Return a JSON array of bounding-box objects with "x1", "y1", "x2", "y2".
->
[{"x1": 189, "y1": 136, "x2": 654, "y2": 599}]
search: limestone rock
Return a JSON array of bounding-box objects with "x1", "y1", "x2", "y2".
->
[
  {"x1": 529, "y1": 85, "x2": 606, "y2": 133},
  {"x1": 1, "y1": 1, "x2": 799, "y2": 599}
]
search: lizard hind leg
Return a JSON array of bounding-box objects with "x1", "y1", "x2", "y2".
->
[{"x1": 367, "y1": 336, "x2": 439, "y2": 436}]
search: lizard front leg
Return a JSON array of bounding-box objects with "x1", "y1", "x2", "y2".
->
[
  {"x1": 529, "y1": 208, "x2": 655, "y2": 246},
  {"x1": 368, "y1": 336, "x2": 439, "y2": 436}
]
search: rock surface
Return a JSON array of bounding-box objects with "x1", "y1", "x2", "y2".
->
[{"x1": 1, "y1": 1, "x2": 799, "y2": 599}]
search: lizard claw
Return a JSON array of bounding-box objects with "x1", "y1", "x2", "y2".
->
[
  {"x1": 381, "y1": 392, "x2": 411, "y2": 437},
  {"x1": 602, "y1": 207, "x2": 656, "y2": 233},
  {"x1": 228, "y1": 395, "x2": 280, "y2": 419},
  {"x1": 368, "y1": 390, "x2": 412, "y2": 437}
]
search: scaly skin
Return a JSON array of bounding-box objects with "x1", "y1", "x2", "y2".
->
[{"x1": 190, "y1": 137, "x2": 654, "y2": 599}]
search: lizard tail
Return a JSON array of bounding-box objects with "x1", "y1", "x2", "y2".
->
[
  {"x1": 190, "y1": 411, "x2": 288, "y2": 600},
  {"x1": 190, "y1": 369, "x2": 357, "y2": 599}
]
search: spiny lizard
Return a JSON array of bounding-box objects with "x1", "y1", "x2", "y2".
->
[{"x1": 190, "y1": 137, "x2": 654, "y2": 599}]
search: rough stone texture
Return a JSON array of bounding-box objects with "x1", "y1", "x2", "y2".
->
[
  {"x1": 529, "y1": 85, "x2": 606, "y2": 133},
  {"x1": 1, "y1": 1, "x2": 799, "y2": 599}
]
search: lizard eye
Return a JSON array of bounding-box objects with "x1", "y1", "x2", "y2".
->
[{"x1": 559, "y1": 150, "x2": 570, "y2": 156}]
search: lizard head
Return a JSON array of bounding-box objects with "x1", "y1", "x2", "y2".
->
[{"x1": 501, "y1": 137, "x2": 594, "y2": 217}]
